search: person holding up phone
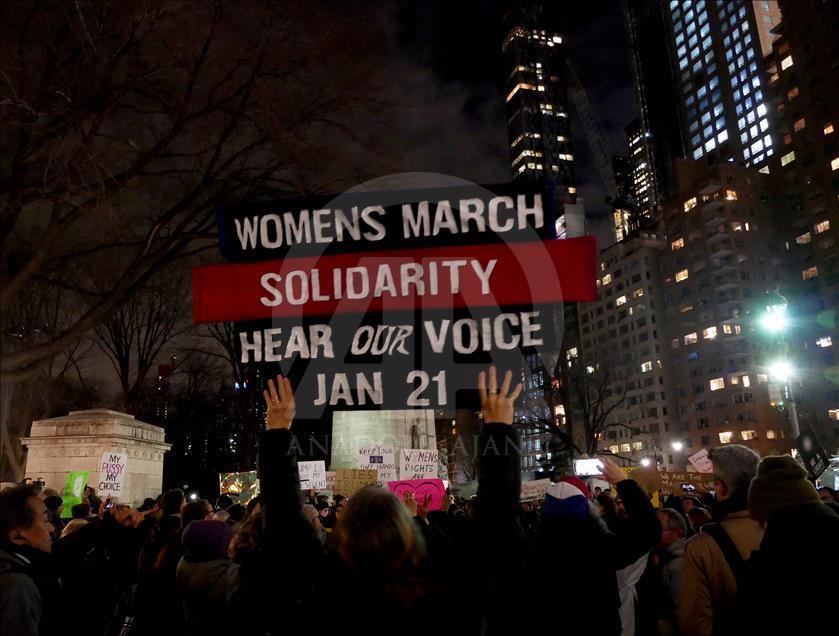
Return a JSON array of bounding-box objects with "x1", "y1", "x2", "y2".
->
[{"x1": 527, "y1": 453, "x2": 661, "y2": 636}]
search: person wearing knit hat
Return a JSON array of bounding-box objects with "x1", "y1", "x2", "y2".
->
[
  {"x1": 542, "y1": 477, "x2": 591, "y2": 522},
  {"x1": 177, "y1": 520, "x2": 240, "y2": 634},
  {"x1": 531, "y1": 455, "x2": 660, "y2": 636},
  {"x1": 747, "y1": 455, "x2": 820, "y2": 522},
  {"x1": 736, "y1": 455, "x2": 839, "y2": 635}
]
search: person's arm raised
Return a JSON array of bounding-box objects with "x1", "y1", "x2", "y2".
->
[{"x1": 474, "y1": 366, "x2": 523, "y2": 529}]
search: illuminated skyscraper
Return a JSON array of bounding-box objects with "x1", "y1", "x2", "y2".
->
[
  {"x1": 662, "y1": 0, "x2": 780, "y2": 167},
  {"x1": 503, "y1": 1, "x2": 575, "y2": 201}
]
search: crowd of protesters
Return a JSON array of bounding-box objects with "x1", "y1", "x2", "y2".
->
[{"x1": 1, "y1": 367, "x2": 836, "y2": 636}]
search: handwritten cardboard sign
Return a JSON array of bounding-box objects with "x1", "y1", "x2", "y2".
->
[
  {"x1": 333, "y1": 468, "x2": 379, "y2": 497},
  {"x1": 659, "y1": 471, "x2": 715, "y2": 493},
  {"x1": 298, "y1": 460, "x2": 327, "y2": 490},
  {"x1": 357, "y1": 445, "x2": 396, "y2": 483},
  {"x1": 688, "y1": 448, "x2": 714, "y2": 474},
  {"x1": 386, "y1": 478, "x2": 446, "y2": 511},
  {"x1": 399, "y1": 448, "x2": 439, "y2": 480},
  {"x1": 520, "y1": 478, "x2": 551, "y2": 501}
]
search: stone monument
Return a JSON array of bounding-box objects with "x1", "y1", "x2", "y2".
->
[{"x1": 21, "y1": 409, "x2": 171, "y2": 506}]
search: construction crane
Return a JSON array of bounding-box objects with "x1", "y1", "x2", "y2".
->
[{"x1": 564, "y1": 59, "x2": 638, "y2": 213}]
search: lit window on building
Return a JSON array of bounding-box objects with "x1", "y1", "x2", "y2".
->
[
  {"x1": 831, "y1": 157, "x2": 839, "y2": 171},
  {"x1": 633, "y1": 288, "x2": 644, "y2": 298},
  {"x1": 757, "y1": 373, "x2": 768, "y2": 383},
  {"x1": 718, "y1": 431, "x2": 733, "y2": 444},
  {"x1": 740, "y1": 430, "x2": 757, "y2": 441},
  {"x1": 725, "y1": 189, "x2": 738, "y2": 200},
  {"x1": 824, "y1": 123, "x2": 835, "y2": 135},
  {"x1": 671, "y1": 237, "x2": 685, "y2": 250},
  {"x1": 814, "y1": 220, "x2": 830, "y2": 234},
  {"x1": 616, "y1": 295, "x2": 627, "y2": 307},
  {"x1": 632, "y1": 441, "x2": 644, "y2": 451},
  {"x1": 742, "y1": 375, "x2": 750, "y2": 387},
  {"x1": 710, "y1": 377, "x2": 725, "y2": 391},
  {"x1": 641, "y1": 361, "x2": 653, "y2": 372},
  {"x1": 723, "y1": 324, "x2": 732, "y2": 334},
  {"x1": 796, "y1": 232, "x2": 812, "y2": 245},
  {"x1": 609, "y1": 445, "x2": 620, "y2": 454},
  {"x1": 676, "y1": 269, "x2": 689, "y2": 282},
  {"x1": 787, "y1": 86, "x2": 799, "y2": 100},
  {"x1": 684, "y1": 332, "x2": 698, "y2": 345},
  {"x1": 829, "y1": 409, "x2": 839, "y2": 421},
  {"x1": 793, "y1": 118, "x2": 806, "y2": 132},
  {"x1": 801, "y1": 266, "x2": 818, "y2": 280},
  {"x1": 703, "y1": 326, "x2": 718, "y2": 339},
  {"x1": 684, "y1": 197, "x2": 697, "y2": 212},
  {"x1": 780, "y1": 151, "x2": 796, "y2": 166},
  {"x1": 780, "y1": 55, "x2": 793, "y2": 70},
  {"x1": 766, "y1": 430, "x2": 776, "y2": 439},
  {"x1": 621, "y1": 443, "x2": 631, "y2": 453},
  {"x1": 816, "y1": 336, "x2": 832, "y2": 348},
  {"x1": 602, "y1": 274, "x2": 612, "y2": 285}
]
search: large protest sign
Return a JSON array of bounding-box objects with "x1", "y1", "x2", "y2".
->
[
  {"x1": 357, "y1": 445, "x2": 396, "y2": 483},
  {"x1": 400, "y1": 448, "x2": 439, "y2": 480},
  {"x1": 192, "y1": 183, "x2": 598, "y2": 416},
  {"x1": 97, "y1": 451, "x2": 128, "y2": 499}
]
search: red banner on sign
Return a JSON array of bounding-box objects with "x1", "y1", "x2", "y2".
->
[{"x1": 192, "y1": 236, "x2": 596, "y2": 323}]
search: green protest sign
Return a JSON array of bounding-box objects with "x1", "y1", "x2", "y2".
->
[{"x1": 60, "y1": 470, "x2": 89, "y2": 519}]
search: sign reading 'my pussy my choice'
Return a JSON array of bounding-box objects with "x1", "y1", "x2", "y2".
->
[{"x1": 192, "y1": 184, "x2": 597, "y2": 415}]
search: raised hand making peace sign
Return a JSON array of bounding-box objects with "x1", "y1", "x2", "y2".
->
[
  {"x1": 263, "y1": 374, "x2": 296, "y2": 430},
  {"x1": 477, "y1": 365, "x2": 523, "y2": 425}
]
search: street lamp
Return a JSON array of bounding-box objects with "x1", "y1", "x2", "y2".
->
[
  {"x1": 640, "y1": 457, "x2": 652, "y2": 467},
  {"x1": 671, "y1": 441, "x2": 684, "y2": 452},
  {"x1": 760, "y1": 292, "x2": 801, "y2": 439}
]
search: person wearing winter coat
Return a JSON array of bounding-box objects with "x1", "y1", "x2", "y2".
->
[
  {"x1": 176, "y1": 520, "x2": 240, "y2": 636},
  {"x1": 677, "y1": 445, "x2": 763, "y2": 636},
  {"x1": 233, "y1": 367, "x2": 525, "y2": 636},
  {"x1": 528, "y1": 460, "x2": 661, "y2": 636},
  {"x1": 736, "y1": 455, "x2": 839, "y2": 636},
  {"x1": 0, "y1": 485, "x2": 62, "y2": 636}
]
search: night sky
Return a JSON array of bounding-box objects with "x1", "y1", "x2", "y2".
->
[{"x1": 383, "y1": 0, "x2": 638, "y2": 245}]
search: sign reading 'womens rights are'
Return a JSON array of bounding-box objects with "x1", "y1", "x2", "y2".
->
[{"x1": 192, "y1": 183, "x2": 597, "y2": 415}]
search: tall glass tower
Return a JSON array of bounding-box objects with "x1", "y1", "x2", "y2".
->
[
  {"x1": 663, "y1": 0, "x2": 780, "y2": 167},
  {"x1": 502, "y1": 1, "x2": 575, "y2": 202}
]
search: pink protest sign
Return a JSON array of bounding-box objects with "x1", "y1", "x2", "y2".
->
[{"x1": 386, "y1": 479, "x2": 446, "y2": 511}]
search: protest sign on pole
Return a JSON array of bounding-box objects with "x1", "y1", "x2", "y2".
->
[
  {"x1": 191, "y1": 184, "x2": 598, "y2": 417},
  {"x1": 97, "y1": 451, "x2": 128, "y2": 500},
  {"x1": 399, "y1": 448, "x2": 439, "y2": 480}
]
